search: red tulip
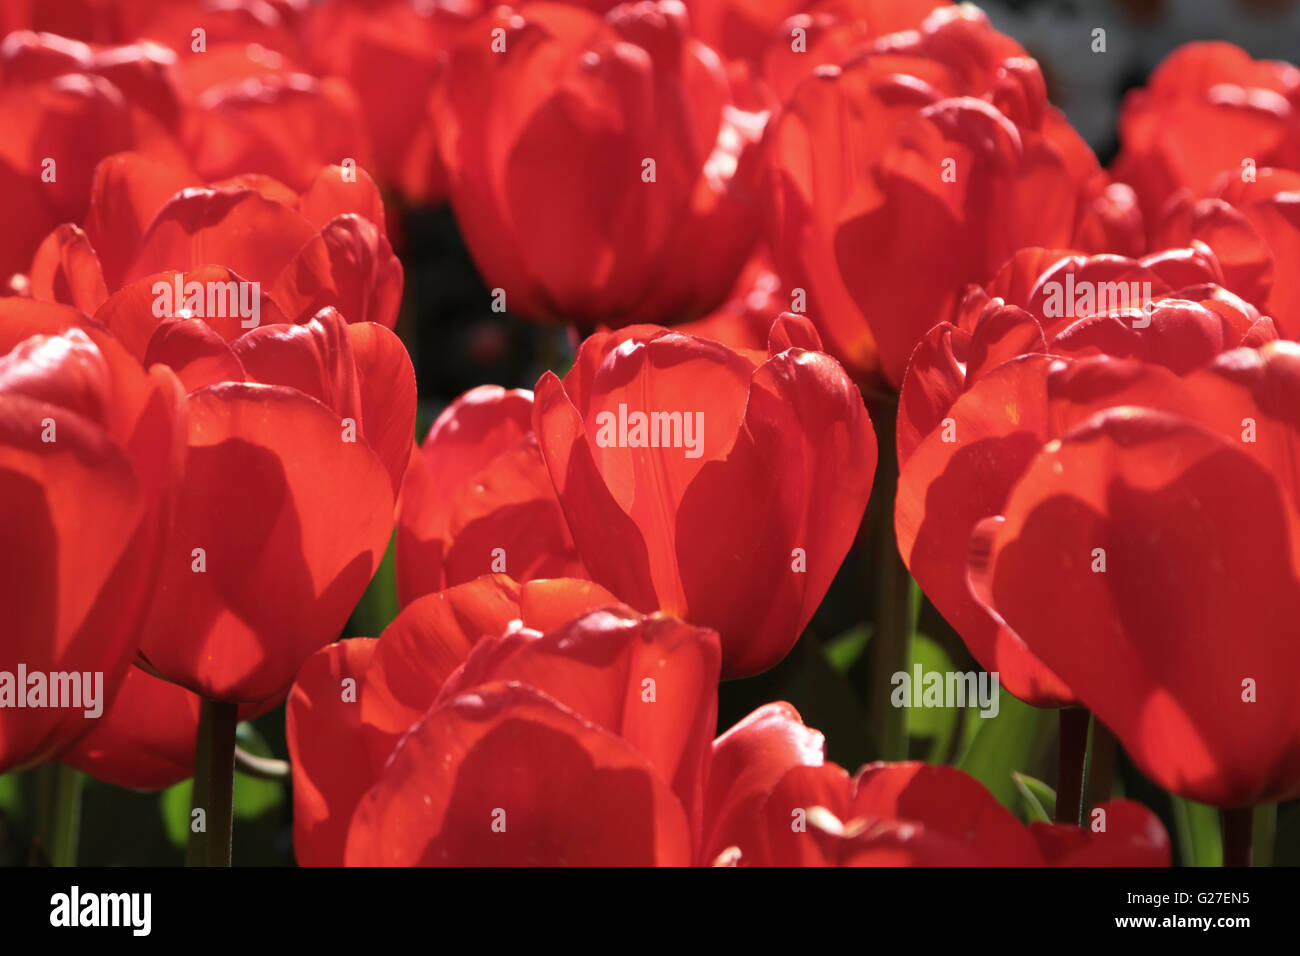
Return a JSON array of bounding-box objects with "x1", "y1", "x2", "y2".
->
[
  {"x1": 431, "y1": 1, "x2": 767, "y2": 326},
  {"x1": 302, "y1": 0, "x2": 480, "y2": 203},
  {"x1": 1113, "y1": 42, "x2": 1300, "y2": 240},
  {"x1": 115, "y1": 302, "x2": 415, "y2": 703},
  {"x1": 23, "y1": 152, "x2": 401, "y2": 330},
  {"x1": 968, "y1": 340, "x2": 1300, "y2": 806},
  {"x1": 63, "y1": 666, "x2": 275, "y2": 790},
  {"x1": 98, "y1": 3, "x2": 375, "y2": 195},
  {"x1": 121, "y1": 1, "x2": 369, "y2": 195},
  {"x1": 180, "y1": 72, "x2": 372, "y2": 196},
  {"x1": 760, "y1": 0, "x2": 954, "y2": 102},
  {"x1": 293, "y1": 596, "x2": 1169, "y2": 866},
  {"x1": 0, "y1": 300, "x2": 185, "y2": 772},
  {"x1": 766, "y1": 3, "x2": 1142, "y2": 388},
  {"x1": 0, "y1": 17, "x2": 376, "y2": 266},
  {"x1": 1, "y1": 30, "x2": 183, "y2": 126},
  {"x1": 896, "y1": 245, "x2": 1274, "y2": 706},
  {"x1": 0, "y1": 32, "x2": 185, "y2": 284},
  {"x1": 533, "y1": 312, "x2": 876, "y2": 677},
  {"x1": 283, "y1": 574, "x2": 691, "y2": 868},
  {"x1": 395, "y1": 385, "x2": 584, "y2": 606},
  {"x1": 1154, "y1": 167, "x2": 1300, "y2": 339},
  {"x1": 700, "y1": 700, "x2": 826, "y2": 864},
  {"x1": 705, "y1": 705, "x2": 1169, "y2": 866},
  {"x1": 675, "y1": 0, "x2": 951, "y2": 72},
  {"x1": 4, "y1": 0, "x2": 311, "y2": 51},
  {"x1": 684, "y1": 0, "x2": 807, "y2": 63},
  {"x1": 754, "y1": 763, "x2": 1170, "y2": 866}
]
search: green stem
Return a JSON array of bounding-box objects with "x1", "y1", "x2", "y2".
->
[
  {"x1": 36, "y1": 764, "x2": 83, "y2": 866},
  {"x1": 1055, "y1": 707, "x2": 1089, "y2": 824},
  {"x1": 1083, "y1": 716, "x2": 1117, "y2": 816},
  {"x1": 1222, "y1": 807, "x2": 1253, "y2": 867},
  {"x1": 1171, "y1": 797, "x2": 1222, "y2": 866},
  {"x1": 186, "y1": 698, "x2": 238, "y2": 867},
  {"x1": 1251, "y1": 804, "x2": 1276, "y2": 868},
  {"x1": 865, "y1": 399, "x2": 914, "y2": 761}
]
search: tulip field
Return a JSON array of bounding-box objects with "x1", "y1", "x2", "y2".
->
[{"x1": 1, "y1": 0, "x2": 1299, "y2": 906}]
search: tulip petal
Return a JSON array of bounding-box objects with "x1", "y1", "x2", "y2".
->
[
  {"x1": 359, "y1": 575, "x2": 522, "y2": 755},
  {"x1": 345, "y1": 681, "x2": 694, "y2": 866},
  {"x1": 437, "y1": 608, "x2": 720, "y2": 834},
  {"x1": 345, "y1": 319, "x2": 415, "y2": 497},
  {"x1": 297, "y1": 163, "x2": 387, "y2": 233},
  {"x1": 969, "y1": 408, "x2": 1300, "y2": 805},
  {"x1": 1029, "y1": 798, "x2": 1172, "y2": 866},
  {"x1": 286, "y1": 638, "x2": 378, "y2": 866},
  {"x1": 123, "y1": 186, "x2": 319, "y2": 289},
  {"x1": 138, "y1": 382, "x2": 394, "y2": 702},
  {"x1": 28, "y1": 224, "x2": 108, "y2": 313},
  {"x1": 896, "y1": 353, "x2": 1073, "y2": 703},
  {"x1": 83, "y1": 152, "x2": 201, "y2": 291},
  {"x1": 97, "y1": 267, "x2": 292, "y2": 359},
  {"x1": 675, "y1": 349, "x2": 876, "y2": 676},
  {"x1": 143, "y1": 319, "x2": 246, "y2": 394},
  {"x1": 849, "y1": 762, "x2": 1044, "y2": 864},
  {"x1": 702, "y1": 702, "x2": 825, "y2": 866},
  {"x1": 533, "y1": 370, "x2": 659, "y2": 611}
]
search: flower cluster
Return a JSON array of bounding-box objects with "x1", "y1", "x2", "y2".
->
[{"x1": 2, "y1": 0, "x2": 1296, "y2": 868}]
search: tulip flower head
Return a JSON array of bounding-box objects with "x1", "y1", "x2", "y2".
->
[{"x1": 533, "y1": 312, "x2": 876, "y2": 677}]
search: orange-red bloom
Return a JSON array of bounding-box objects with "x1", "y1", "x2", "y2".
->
[
  {"x1": 896, "y1": 245, "x2": 1274, "y2": 707},
  {"x1": 432, "y1": 1, "x2": 768, "y2": 326},
  {"x1": 0, "y1": 32, "x2": 185, "y2": 284},
  {"x1": 290, "y1": 604, "x2": 1170, "y2": 866},
  {"x1": 23, "y1": 153, "x2": 401, "y2": 330},
  {"x1": 533, "y1": 313, "x2": 876, "y2": 677},
  {"x1": 766, "y1": 4, "x2": 1141, "y2": 388},
  {"x1": 395, "y1": 384, "x2": 584, "y2": 606},
  {"x1": 287, "y1": 575, "x2": 699, "y2": 865},
  {"x1": 302, "y1": 0, "x2": 480, "y2": 203},
  {"x1": 125, "y1": 303, "x2": 414, "y2": 703},
  {"x1": 1153, "y1": 167, "x2": 1300, "y2": 340},
  {"x1": 0, "y1": 300, "x2": 185, "y2": 772},
  {"x1": 708, "y1": 705, "x2": 1169, "y2": 866},
  {"x1": 1113, "y1": 42, "x2": 1300, "y2": 239},
  {"x1": 21, "y1": 155, "x2": 418, "y2": 703},
  {"x1": 967, "y1": 339, "x2": 1300, "y2": 807}
]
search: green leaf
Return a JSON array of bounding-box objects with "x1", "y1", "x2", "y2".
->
[
  {"x1": 349, "y1": 531, "x2": 398, "y2": 637},
  {"x1": 0, "y1": 774, "x2": 22, "y2": 824},
  {"x1": 1170, "y1": 796, "x2": 1222, "y2": 867},
  {"x1": 232, "y1": 722, "x2": 283, "y2": 821},
  {"x1": 159, "y1": 781, "x2": 192, "y2": 849},
  {"x1": 956, "y1": 688, "x2": 1054, "y2": 810},
  {"x1": 823, "y1": 625, "x2": 869, "y2": 675},
  {"x1": 1012, "y1": 772, "x2": 1056, "y2": 824},
  {"x1": 905, "y1": 633, "x2": 957, "y2": 762}
]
